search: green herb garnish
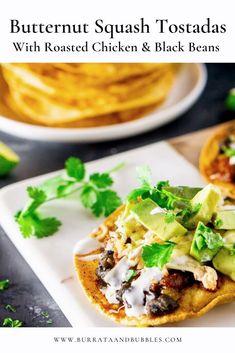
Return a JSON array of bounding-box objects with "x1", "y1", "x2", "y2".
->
[
  {"x1": 5, "y1": 304, "x2": 16, "y2": 313},
  {"x1": 41, "y1": 311, "x2": 49, "y2": 319},
  {"x1": 214, "y1": 218, "x2": 223, "y2": 228},
  {"x1": 164, "y1": 212, "x2": 176, "y2": 223},
  {"x1": 190, "y1": 222, "x2": 224, "y2": 262},
  {"x1": 16, "y1": 157, "x2": 123, "y2": 238},
  {"x1": 226, "y1": 89, "x2": 235, "y2": 111},
  {"x1": 2, "y1": 318, "x2": 23, "y2": 327},
  {"x1": 128, "y1": 167, "x2": 192, "y2": 211},
  {"x1": 125, "y1": 269, "x2": 137, "y2": 282},
  {"x1": 195, "y1": 222, "x2": 223, "y2": 251},
  {"x1": 142, "y1": 241, "x2": 175, "y2": 269},
  {"x1": 41, "y1": 311, "x2": 53, "y2": 325},
  {"x1": 136, "y1": 165, "x2": 152, "y2": 187},
  {"x1": 221, "y1": 146, "x2": 235, "y2": 157},
  {"x1": 0, "y1": 279, "x2": 9, "y2": 291},
  {"x1": 177, "y1": 203, "x2": 201, "y2": 227}
]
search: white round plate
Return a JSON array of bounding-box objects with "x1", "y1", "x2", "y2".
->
[{"x1": 0, "y1": 64, "x2": 207, "y2": 143}]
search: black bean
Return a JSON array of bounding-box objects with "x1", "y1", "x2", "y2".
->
[
  {"x1": 116, "y1": 282, "x2": 131, "y2": 303},
  {"x1": 147, "y1": 294, "x2": 179, "y2": 316},
  {"x1": 96, "y1": 250, "x2": 115, "y2": 284}
]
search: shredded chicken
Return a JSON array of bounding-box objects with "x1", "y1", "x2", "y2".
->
[{"x1": 167, "y1": 252, "x2": 218, "y2": 290}]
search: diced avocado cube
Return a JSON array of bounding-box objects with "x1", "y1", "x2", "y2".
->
[
  {"x1": 213, "y1": 248, "x2": 235, "y2": 281},
  {"x1": 131, "y1": 198, "x2": 187, "y2": 241},
  {"x1": 188, "y1": 184, "x2": 221, "y2": 227},
  {"x1": 223, "y1": 230, "x2": 235, "y2": 244},
  {"x1": 190, "y1": 222, "x2": 223, "y2": 262},
  {"x1": 163, "y1": 186, "x2": 202, "y2": 200},
  {"x1": 214, "y1": 210, "x2": 235, "y2": 229},
  {"x1": 171, "y1": 232, "x2": 193, "y2": 255}
]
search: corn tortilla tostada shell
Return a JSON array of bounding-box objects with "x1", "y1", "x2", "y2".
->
[
  {"x1": 1, "y1": 63, "x2": 177, "y2": 126},
  {"x1": 200, "y1": 120, "x2": 235, "y2": 198},
  {"x1": 2, "y1": 66, "x2": 174, "y2": 125},
  {"x1": 74, "y1": 206, "x2": 235, "y2": 326}
]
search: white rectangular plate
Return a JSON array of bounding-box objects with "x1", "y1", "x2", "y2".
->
[{"x1": 0, "y1": 141, "x2": 235, "y2": 327}]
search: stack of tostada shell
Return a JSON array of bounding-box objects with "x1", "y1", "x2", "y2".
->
[{"x1": 1, "y1": 63, "x2": 178, "y2": 127}]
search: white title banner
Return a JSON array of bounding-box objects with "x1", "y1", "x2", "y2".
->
[{"x1": 0, "y1": 0, "x2": 234, "y2": 62}]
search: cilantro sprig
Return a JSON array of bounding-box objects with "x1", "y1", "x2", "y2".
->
[
  {"x1": 0, "y1": 279, "x2": 9, "y2": 291},
  {"x1": 2, "y1": 318, "x2": 23, "y2": 327},
  {"x1": 128, "y1": 166, "x2": 195, "y2": 211},
  {"x1": 194, "y1": 222, "x2": 223, "y2": 251},
  {"x1": 5, "y1": 304, "x2": 16, "y2": 313},
  {"x1": 226, "y1": 88, "x2": 235, "y2": 111},
  {"x1": 221, "y1": 145, "x2": 235, "y2": 157},
  {"x1": 142, "y1": 241, "x2": 175, "y2": 269},
  {"x1": 16, "y1": 157, "x2": 123, "y2": 239}
]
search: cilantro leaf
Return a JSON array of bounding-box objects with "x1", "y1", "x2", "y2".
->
[
  {"x1": 127, "y1": 176, "x2": 192, "y2": 211},
  {"x1": 92, "y1": 190, "x2": 122, "y2": 217},
  {"x1": 164, "y1": 212, "x2": 176, "y2": 223},
  {"x1": 195, "y1": 223, "x2": 223, "y2": 251},
  {"x1": 191, "y1": 222, "x2": 224, "y2": 262},
  {"x1": 136, "y1": 165, "x2": 152, "y2": 187},
  {"x1": 23, "y1": 187, "x2": 47, "y2": 215},
  {"x1": 17, "y1": 213, "x2": 62, "y2": 238},
  {"x1": 65, "y1": 157, "x2": 85, "y2": 181},
  {"x1": 5, "y1": 304, "x2": 16, "y2": 313},
  {"x1": 221, "y1": 146, "x2": 235, "y2": 157},
  {"x1": 80, "y1": 185, "x2": 97, "y2": 208},
  {"x1": 226, "y1": 89, "x2": 235, "y2": 111},
  {"x1": 214, "y1": 218, "x2": 223, "y2": 228},
  {"x1": 142, "y1": 242, "x2": 175, "y2": 269},
  {"x1": 125, "y1": 269, "x2": 137, "y2": 282},
  {"x1": 3, "y1": 318, "x2": 23, "y2": 327},
  {"x1": 127, "y1": 187, "x2": 151, "y2": 201},
  {"x1": 40, "y1": 175, "x2": 74, "y2": 199},
  {"x1": 156, "y1": 181, "x2": 170, "y2": 190},
  {"x1": 16, "y1": 157, "x2": 122, "y2": 238},
  {"x1": 41, "y1": 311, "x2": 49, "y2": 319},
  {"x1": 41, "y1": 311, "x2": 53, "y2": 324},
  {"x1": 27, "y1": 186, "x2": 47, "y2": 203},
  {"x1": 89, "y1": 173, "x2": 113, "y2": 189},
  {"x1": 177, "y1": 203, "x2": 201, "y2": 227},
  {"x1": 0, "y1": 279, "x2": 9, "y2": 291}
]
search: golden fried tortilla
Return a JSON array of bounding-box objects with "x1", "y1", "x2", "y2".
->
[
  {"x1": 1, "y1": 63, "x2": 176, "y2": 126},
  {"x1": 74, "y1": 207, "x2": 235, "y2": 326},
  {"x1": 200, "y1": 121, "x2": 235, "y2": 198}
]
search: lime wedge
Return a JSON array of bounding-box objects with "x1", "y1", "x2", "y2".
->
[{"x1": 0, "y1": 142, "x2": 20, "y2": 176}]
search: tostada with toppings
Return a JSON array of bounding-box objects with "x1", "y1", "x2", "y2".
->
[
  {"x1": 200, "y1": 121, "x2": 235, "y2": 198},
  {"x1": 74, "y1": 168, "x2": 235, "y2": 326}
]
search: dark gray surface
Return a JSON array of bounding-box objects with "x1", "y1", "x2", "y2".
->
[{"x1": 0, "y1": 63, "x2": 235, "y2": 327}]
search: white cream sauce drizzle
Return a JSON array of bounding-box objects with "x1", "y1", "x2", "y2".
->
[
  {"x1": 220, "y1": 205, "x2": 235, "y2": 211},
  {"x1": 229, "y1": 156, "x2": 235, "y2": 165},
  {"x1": 122, "y1": 267, "x2": 163, "y2": 317},
  {"x1": 101, "y1": 257, "x2": 131, "y2": 304},
  {"x1": 229, "y1": 142, "x2": 235, "y2": 150},
  {"x1": 77, "y1": 254, "x2": 101, "y2": 261},
  {"x1": 150, "y1": 207, "x2": 165, "y2": 215},
  {"x1": 73, "y1": 237, "x2": 101, "y2": 255}
]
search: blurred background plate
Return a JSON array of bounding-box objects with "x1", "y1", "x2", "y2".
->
[{"x1": 0, "y1": 63, "x2": 207, "y2": 143}]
